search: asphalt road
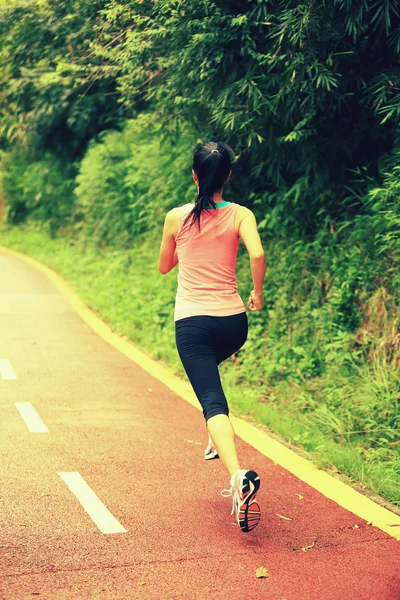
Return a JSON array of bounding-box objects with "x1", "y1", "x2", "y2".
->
[{"x1": 0, "y1": 249, "x2": 399, "y2": 600}]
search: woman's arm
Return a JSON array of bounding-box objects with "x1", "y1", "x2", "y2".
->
[{"x1": 158, "y1": 210, "x2": 179, "y2": 274}]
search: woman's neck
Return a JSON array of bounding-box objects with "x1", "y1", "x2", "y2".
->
[
  {"x1": 212, "y1": 193, "x2": 224, "y2": 203},
  {"x1": 193, "y1": 189, "x2": 225, "y2": 204}
]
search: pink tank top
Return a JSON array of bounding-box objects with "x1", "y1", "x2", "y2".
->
[{"x1": 174, "y1": 202, "x2": 246, "y2": 321}]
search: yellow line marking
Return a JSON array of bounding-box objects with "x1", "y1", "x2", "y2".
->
[{"x1": 1, "y1": 244, "x2": 399, "y2": 541}]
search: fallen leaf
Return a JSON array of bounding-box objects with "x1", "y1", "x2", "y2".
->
[
  {"x1": 255, "y1": 566, "x2": 268, "y2": 578},
  {"x1": 187, "y1": 440, "x2": 193, "y2": 443},
  {"x1": 352, "y1": 524, "x2": 360, "y2": 529},
  {"x1": 277, "y1": 514, "x2": 292, "y2": 521},
  {"x1": 301, "y1": 542, "x2": 315, "y2": 552},
  {"x1": 295, "y1": 493, "x2": 304, "y2": 500},
  {"x1": 139, "y1": 582, "x2": 146, "y2": 586}
]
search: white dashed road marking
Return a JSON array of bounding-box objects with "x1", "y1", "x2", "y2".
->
[
  {"x1": 14, "y1": 403, "x2": 48, "y2": 433},
  {"x1": 0, "y1": 359, "x2": 16, "y2": 379},
  {"x1": 58, "y1": 472, "x2": 127, "y2": 534}
]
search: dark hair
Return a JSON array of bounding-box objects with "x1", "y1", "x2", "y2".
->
[{"x1": 182, "y1": 140, "x2": 234, "y2": 233}]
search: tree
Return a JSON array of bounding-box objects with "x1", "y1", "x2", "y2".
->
[
  {"x1": 88, "y1": 0, "x2": 400, "y2": 232},
  {"x1": 0, "y1": 0, "x2": 124, "y2": 161}
]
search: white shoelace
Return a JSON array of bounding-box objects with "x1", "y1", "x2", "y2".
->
[
  {"x1": 221, "y1": 487, "x2": 237, "y2": 516},
  {"x1": 220, "y1": 471, "x2": 241, "y2": 516}
]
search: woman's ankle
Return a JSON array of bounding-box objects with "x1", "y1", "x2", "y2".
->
[{"x1": 229, "y1": 466, "x2": 241, "y2": 479}]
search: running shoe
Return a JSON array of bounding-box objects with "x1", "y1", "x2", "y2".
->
[
  {"x1": 221, "y1": 469, "x2": 261, "y2": 532},
  {"x1": 204, "y1": 433, "x2": 219, "y2": 460}
]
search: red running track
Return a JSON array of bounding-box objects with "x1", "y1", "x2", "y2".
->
[{"x1": 0, "y1": 249, "x2": 399, "y2": 600}]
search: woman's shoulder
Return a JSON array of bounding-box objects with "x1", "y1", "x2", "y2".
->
[
  {"x1": 169, "y1": 204, "x2": 193, "y2": 226},
  {"x1": 233, "y1": 202, "x2": 247, "y2": 215},
  {"x1": 168, "y1": 204, "x2": 192, "y2": 216},
  {"x1": 174, "y1": 203, "x2": 194, "y2": 212},
  {"x1": 235, "y1": 203, "x2": 251, "y2": 214}
]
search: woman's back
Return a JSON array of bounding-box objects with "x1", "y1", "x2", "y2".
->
[{"x1": 174, "y1": 202, "x2": 246, "y2": 321}]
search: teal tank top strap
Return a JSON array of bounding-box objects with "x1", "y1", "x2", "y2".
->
[{"x1": 206, "y1": 201, "x2": 231, "y2": 209}]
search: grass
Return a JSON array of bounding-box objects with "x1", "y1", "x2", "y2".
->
[{"x1": 1, "y1": 222, "x2": 399, "y2": 509}]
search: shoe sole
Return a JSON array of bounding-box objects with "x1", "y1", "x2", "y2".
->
[{"x1": 238, "y1": 470, "x2": 261, "y2": 533}]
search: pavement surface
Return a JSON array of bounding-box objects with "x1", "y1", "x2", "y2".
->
[{"x1": 0, "y1": 248, "x2": 399, "y2": 600}]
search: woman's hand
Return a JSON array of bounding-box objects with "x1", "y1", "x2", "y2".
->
[{"x1": 247, "y1": 290, "x2": 264, "y2": 312}]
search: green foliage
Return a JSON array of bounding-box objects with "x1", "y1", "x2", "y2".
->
[
  {"x1": 86, "y1": 0, "x2": 400, "y2": 232},
  {"x1": 0, "y1": 150, "x2": 75, "y2": 235},
  {"x1": 74, "y1": 117, "x2": 195, "y2": 246},
  {"x1": 0, "y1": 0, "x2": 124, "y2": 160},
  {"x1": 2, "y1": 0, "x2": 400, "y2": 230},
  {"x1": 2, "y1": 0, "x2": 400, "y2": 235},
  {"x1": 350, "y1": 162, "x2": 400, "y2": 291}
]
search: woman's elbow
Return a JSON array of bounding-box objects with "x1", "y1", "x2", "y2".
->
[{"x1": 159, "y1": 263, "x2": 170, "y2": 275}]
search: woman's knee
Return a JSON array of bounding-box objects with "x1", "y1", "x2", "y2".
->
[{"x1": 204, "y1": 404, "x2": 229, "y2": 422}]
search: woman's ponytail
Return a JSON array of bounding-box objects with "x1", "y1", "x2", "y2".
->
[{"x1": 182, "y1": 141, "x2": 234, "y2": 233}]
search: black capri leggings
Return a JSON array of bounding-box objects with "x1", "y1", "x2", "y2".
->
[{"x1": 175, "y1": 311, "x2": 248, "y2": 422}]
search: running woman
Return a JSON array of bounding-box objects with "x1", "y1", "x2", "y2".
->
[{"x1": 158, "y1": 141, "x2": 267, "y2": 533}]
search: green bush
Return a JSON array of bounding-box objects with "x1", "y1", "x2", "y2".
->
[
  {"x1": 0, "y1": 150, "x2": 75, "y2": 236},
  {"x1": 74, "y1": 117, "x2": 197, "y2": 246}
]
